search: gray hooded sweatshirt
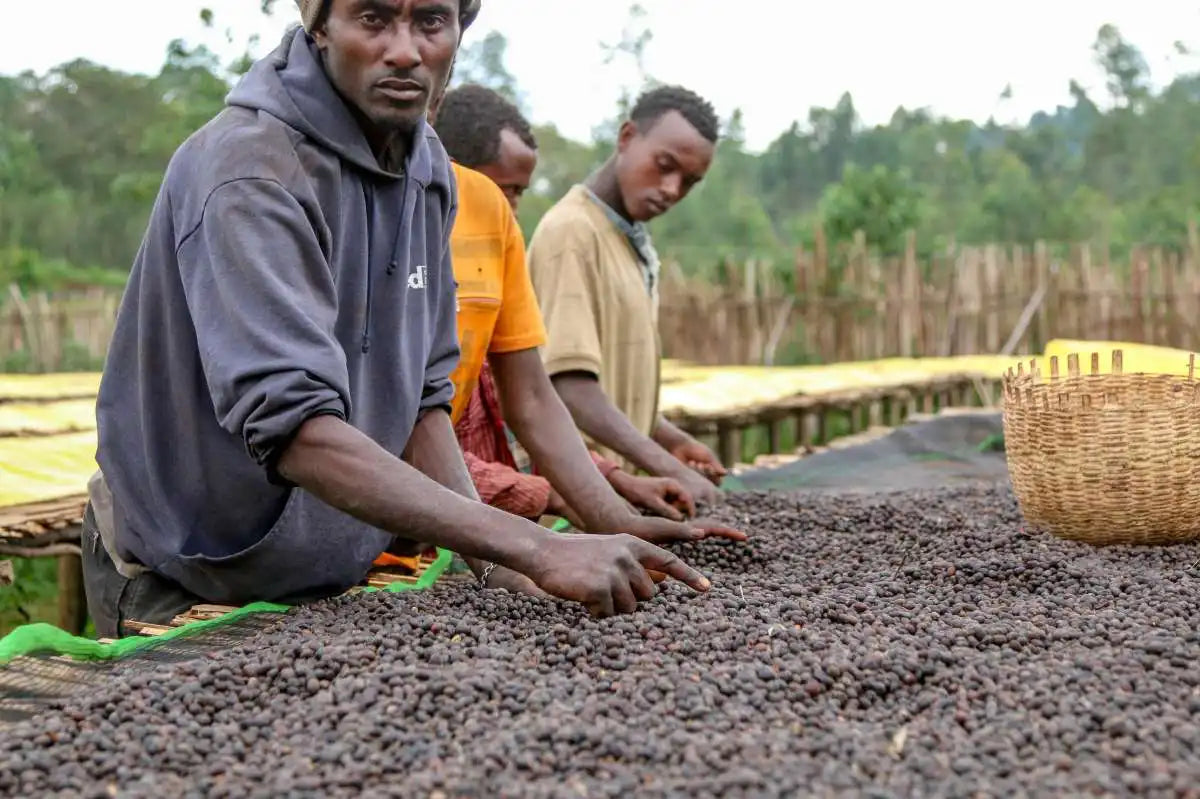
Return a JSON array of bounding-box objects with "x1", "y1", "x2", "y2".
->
[{"x1": 93, "y1": 27, "x2": 459, "y2": 605}]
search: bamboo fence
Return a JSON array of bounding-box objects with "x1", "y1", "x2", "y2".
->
[
  {"x1": 4, "y1": 232, "x2": 1200, "y2": 371},
  {"x1": 658, "y1": 230, "x2": 1200, "y2": 366}
]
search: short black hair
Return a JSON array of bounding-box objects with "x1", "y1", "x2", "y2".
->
[
  {"x1": 629, "y1": 84, "x2": 720, "y2": 144},
  {"x1": 433, "y1": 84, "x2": 536, "y2": 169}
]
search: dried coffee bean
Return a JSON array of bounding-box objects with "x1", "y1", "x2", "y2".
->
[{"x1": 4, "y1": 485, "x2": 1200, "y2": 796}]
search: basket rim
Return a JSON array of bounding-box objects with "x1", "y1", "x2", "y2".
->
[
  {"x1": 1002, "y1": 348, "x2": 1200, "y2": 411},
  {"x1": 1004, "y1": 348, "x2": 1200, "y2": 384}
]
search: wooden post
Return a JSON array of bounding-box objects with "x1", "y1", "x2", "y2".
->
[
  {"x1": 840, "y1": 246, "x2": 856, "y2": 362},
  {"x1": 870, "y1": 253, "x2": 885, "y2": 360},
  {"x1": 744, "y1": 259, "x2": 762, "y2": 364},
  {"x1": 717, "y1": 423, "x2": 742, "y2": 468},
  {"x1": 841, "y1": 402, "x2": 858, "y2": 434},
  {"x1": 939, "y1": 247, "x2": 960, "y2": 357},
  {"x1": 1164, "y1": 251, "x2": 1180, "y2": 347},
  {"x1": 1033, "y1": 241, "x2": 1050, "y2": 352},
  {"x1": 813, "y1": 225, "x2": 829, "y2": 362},
  {"x1": 794, "y1": 410, "x2": 811, "y2": 448},
  {"x1": 767, "y1": 415, "x2": 783, "y2": 455},
  {"x1": 1149, "y1": 248, "x2": 1165, "y2": 345},
  {"x1": 1079, "y1": 242, "x2": 1093, "y2": 340},
  {"x1": 900, "y1": 231, "x2": 918, "y2": 357},
  {"x1": 888, "y1": 392, "x2": 905, "y2": 426},
  {"x1": 984, "y1": 244, "x2": 1001, "y2": 352},
  {"x1": 57, "y1": 545, "x2": 87, "y2": 636},
  {"x1": 8, "y1": 284, "x2": 40, "y2": 370},
  {"x1": 1130, "y1": 249, "x2": 1147, "y2": 344},
  {"x1": 794, "y1": 245, "x2": 811, "y2": 358},
  {"x1": 1010, "y1": 246, "x2": 1026, "y2": 353}
]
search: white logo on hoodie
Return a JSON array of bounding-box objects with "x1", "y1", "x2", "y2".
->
[{"x1": 408, "y1": 264, "x2": 427, "y2": 290}]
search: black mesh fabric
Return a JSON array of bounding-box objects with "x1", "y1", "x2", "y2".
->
[
  {"x1": 0, "y1": 612, "x2": 287, "y2": 726},
  {"x1": 723, "y1": 412, "x2": 1008, "y2": 493}
]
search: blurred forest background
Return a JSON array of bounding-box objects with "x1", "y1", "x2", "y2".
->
[{"x1": 2, "y1": 4, "x2": 1197, "y2": 291}]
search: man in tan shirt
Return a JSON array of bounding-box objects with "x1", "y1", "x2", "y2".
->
[{"x1": 527, "y1": 85, "x2": 727, "y2": 507}]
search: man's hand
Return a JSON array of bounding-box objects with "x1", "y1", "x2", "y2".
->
[
  {"x1": 485, "y1": 565, "x2": 553, "y2": 598},
  {"x1": 608, "y1": 470, "x2": 695, "y2": 520},
  {"x1": 526, "y1": 532, "x2": 712, "y2": 617},
  {"x1": 551, "y1": 372, "x2": 728, "y2": 510},
  {"x1": 618, "y1": 516, "x2": 748, "y2": 546},
  {"x1": 669, "y1": 439, "x2": 728, "y2": 486},
  {"x1": 673, "y1": 467, "x2": 723, "y2": 508}
]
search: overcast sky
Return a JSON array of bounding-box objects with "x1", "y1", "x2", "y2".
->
[{"x1": 5, "y1": 1, "x2": 1198, "y2": 152}]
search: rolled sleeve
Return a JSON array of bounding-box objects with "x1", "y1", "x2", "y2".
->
[{"x1": 176, "y1": 177, "x2": 350, "y2": 477}]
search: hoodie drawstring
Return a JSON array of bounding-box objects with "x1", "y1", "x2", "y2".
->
[
  {"x1": 360, "y1": 173, "x2": 412, "y2": 354},
  {"x1": 361, "y1": 183, "x2": 375, "y2": 353},
  {"x1": 387, "y1": 172, "x2": 410, "y2": 277}
]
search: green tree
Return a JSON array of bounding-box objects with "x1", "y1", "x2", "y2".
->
[
  {"x1": 5, "y1": 14, "x2": 1200, "y2": 288},
  {"x1": 1093, "y1": 24, "x2": 1152, "y2": 110},
  {"x1": 819, "y1": 164, "x2": 924, "y2": 255}
]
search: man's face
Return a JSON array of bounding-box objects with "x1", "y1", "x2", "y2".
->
[
  {"x1": 476, "y1": 129, "x2": 538, "y2": 214},
  {"x1": 614, "y1": 110, "x2": 714, "y2": 223},
  {"x1": 315, "y1": 0, "x2": 460, "y2": 135}
]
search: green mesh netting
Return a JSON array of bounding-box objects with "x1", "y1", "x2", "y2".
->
[{"x1": 0, "y1": 547, "x2": 453, "y2": 666}]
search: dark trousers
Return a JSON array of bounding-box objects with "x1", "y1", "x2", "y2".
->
[{"x1": 80, "y1": 503, "x2": 201, "y2": 639}]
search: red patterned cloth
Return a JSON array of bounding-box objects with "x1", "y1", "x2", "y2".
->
[
  {"x1": 455, "y1": 362, "x2": 551, "y2": 519},
  {"x1": 454, "y1": 361, "x2": 623, "y2": 520}
]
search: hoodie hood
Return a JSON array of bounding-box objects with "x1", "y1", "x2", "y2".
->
[
  {"x1": 226, "y1": 26, "x2": 452, "y2": 353},
  {"x1": 226, "y1": 25, "x2": 436, "y2": 186}
]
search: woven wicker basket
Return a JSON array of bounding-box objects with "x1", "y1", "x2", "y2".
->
[{"x1": 1002, "y1": 349, "x2": 1200, "y2": 546}]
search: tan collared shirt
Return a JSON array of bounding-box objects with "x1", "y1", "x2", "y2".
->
[{"x1": 526, "y1": 184, "x2": 661, "y2": 472}]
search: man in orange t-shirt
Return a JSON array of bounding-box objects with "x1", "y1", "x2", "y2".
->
[{"x1": 430, "y1": 84, "x2": 728, "y2": 530}]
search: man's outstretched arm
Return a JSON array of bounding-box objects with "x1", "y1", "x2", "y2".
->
[
  {"x1": 550, "y1": 370, "x2": 723, "y2": 507},
  {"x1": 652, "y1": 415, "x2": 728, "y2": 485},
  {"x1": 491, "y1": 349, "x2": 637, "y2": 530},
  {"x1": 494, "y1": 350, "x2": 738, "y2": 535},
  {"x1": 278, "y1": 413, "x2": 537, "y2": 571},
  {"x1": 275, "y1": 412, "x2": 710, "y2": 610}
]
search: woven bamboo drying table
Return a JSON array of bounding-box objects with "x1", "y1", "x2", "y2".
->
[
  {"x1": 664, "y1": 372, "x2": 1002, "y2": 467},
  {"x1": 0, "y1": 495, "x2": 88, "y2": 635},
  {"x1": 1, "y1": 368, "x2": 1003, "y2": 637}
]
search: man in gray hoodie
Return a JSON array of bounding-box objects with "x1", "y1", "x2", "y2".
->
[{"x1": 84, "y1": 0, "x2": 711, "y2": 637}]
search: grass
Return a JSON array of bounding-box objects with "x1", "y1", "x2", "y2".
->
[{"x1": 0, "y1": 557, "x2": 62, "y2": 636}]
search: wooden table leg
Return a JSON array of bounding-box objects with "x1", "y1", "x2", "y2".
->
[
  {"x1": 717, "y1": 422, "x2": 742, "y2": 468},
  {"x1": 57, "y1": 552, "x2": 87, "y2": 635},
  {"x1": 767, "y1": 416, "x2": 783, "y2": 455}
]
